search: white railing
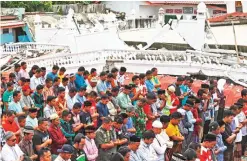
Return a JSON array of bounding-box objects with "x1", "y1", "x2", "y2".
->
[
  {"x1": 1, "y1": 42, "x2": 71, "y2": 54},
  {"x1": 24, "y1": 48, "x2": 244, "y2": 70},
  {"x1": 0, "y1": 47, "x2": 243, "y2": 81}
]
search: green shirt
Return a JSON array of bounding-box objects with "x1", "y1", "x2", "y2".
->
[
  {"x1": 116, "y1": 92, "x2": 132, "y2": 112},
  {"x1": 2, "y1": 90, "x2": 13, "y2": 109},
  {"x1": 95, "y1": 127, "x2": 117, "y2": 161},
  {"x1": 133, "y1": 106, "x2": 146, "y2": 137},
  {"x1": 151, "y1": 76, "x2": 160, "y2": 90}
]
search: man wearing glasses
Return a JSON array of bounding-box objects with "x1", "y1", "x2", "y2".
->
[{"x1": 1, "y1": 131, "x2": 24, "y2": 161}]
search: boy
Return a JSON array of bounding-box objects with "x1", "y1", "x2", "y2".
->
[
  {"x1": 145, "y1": 70, "x2": 155, "y2": 93},
  {"x1": 80, "y1": 101, "x2": 94, "y2": 134},
  {"x1": 32, "y1": 85, "x2": 44, "y2": 118},
  {"x1": 60, "y1": 110, "x2": 75, "y2": 145},
  {"x1": 211, "y1": 120, "x2": 227, "y2": 161}
]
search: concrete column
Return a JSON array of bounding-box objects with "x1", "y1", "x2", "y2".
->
[
  {"x1": 242, "y1": 0, "x2": 247, "y2": 12},
  {"x1": 226, "y1": 1, "x2": 236, "y2": 13},
  {"x1": 196, "y1": 2, "x2": 207, "y2": 51}
]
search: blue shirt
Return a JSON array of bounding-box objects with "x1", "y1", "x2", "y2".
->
[
  {"x1": 215, "y1": 134, "x2": 227, "y2": 161},
  {"x1": 96, "y1": 102, "x2": 110, "y2": 127},
  {"x1": 105, "y1": 81, "x2": 112, "y2": 89},
  {"x1": 97, "y1": 80, "x2": 107, "y2": 95},
  {"x1": 75, "y1": 73, "x2": 87, "y2": 91},
  {"x1": 75, "y1": 94, "x2": 86, "y2": 105},
  {"x1": 145, "y1": 80, "x2": 154, "y2": 93},
  {"x1": 185, "y1": 110, "x2": 196, "y2": 132},
  {"x1": 46, "y1": 72, "x2": 57, "y2": 82},
  {"x1": 8, "y1": 101, "x2": 23, "y2": 113},
  {"x1": 180, "y1": 84, "x2": 190, "y2": 106},
  {"x1": 126, "y1": 117, "x2": 134, "y2": 136}
]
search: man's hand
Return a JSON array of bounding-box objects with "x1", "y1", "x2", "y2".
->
[
  {"x1": 80, "y1": 123, "x2": 84, "y2": 128},
  {"x1": 15, "y1": 130, "x2": 21, "y2": 135},
  {"x1": 214, "y1": 149, "x2": 220, "y2": 155},
  {"x1": 233, "y1": 129, "x2": 240, "y2": 134},
  {"x1": 19, "y1": 155, "x2": 24, "y2": 161},
  {"x1": 30, "y1": 154, "x2": 38, "y2": 160},
  {"x1": 46, "y1": 139, "x2": 52, "y2": 145},
  {"x1": 113, "y1": 139, "x2": 121, "y2": 146}
]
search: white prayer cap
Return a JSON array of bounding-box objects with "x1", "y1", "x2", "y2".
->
[
  {"x1": 152, "y1": 120, "x2": 163, "y2": 128},
  {"x1": 177, "y1": 108, "x2": 186, "y2": 116},
  {"x1": 168, "y1": 85, "x2": 175, "y2": 92}
]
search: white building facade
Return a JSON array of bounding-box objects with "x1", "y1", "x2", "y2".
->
[{"x1": 103, "y1": 1, "x2": 227, "y2": 23}]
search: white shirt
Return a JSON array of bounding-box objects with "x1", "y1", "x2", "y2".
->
[
  {"x1": 234, "y1": 116, "x2": 242, "y2": 142},
  {"x1": 59, "y1": 83, "x2": 69, "y2": 96},
  {"x1": 137, "y1": 140, "x2": 158, "y2": 161},
  {"x1": 160, "y1": 129, "x2": 173, "y2": 148},
  {"x1": 1, "y1": 144, "x2": 24, "y2": 161},
  {"x1": 44, "y1": 105, "x2": 57, "y2": 119},
  {"x1": 54, "y1": 155, "x2": 71, "y2": 161},
  {"x1": 30, "y1": 75, "x2": 42, "y2": 90},
  {"x1": 151, "y1": 134, "x2": 167, "y2": 161},
  {"x1": 25, "y1": 115, "x2": 38, "y2": 128},
  {"x1": 86, "y1": 84, "x2": 98, "y2": 94},
  {"x1": 66, "y1": 95, "x2": 76, "y2": 110},
  {"x1": 117, "y1": 74, "x2": 125, "y2": 86},
  {"x1": 212, "y1": 93, "x2": 219, "y2": 111},
  {"x1": 236, "y1": 111, "x2": 247, "y2": 136},
  {"x1": 107, "y1": 101, "x2": 117, "y2": 120},
  {"x1": 19, "y1": 69, "x2": 29, "y2": 79}
]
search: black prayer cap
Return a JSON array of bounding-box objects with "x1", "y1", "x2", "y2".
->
[
  {"x1": 29, "y1": 107, "x2": 38, "y2": 113},
  {"x1": 129, "y1": 135, "x2": 141, "y2": 142},
  {"x1": 101, "y1": 94, "x2": 109, "y2": 100},
  {"x1": 234, "y1": 102, "x2": 243, "y2": 108},
  {"x1": 74, "y1": 133, "x2": 85, "y2": 143},
  {"x1": 85, "y1": 125, "x2": 96, "y2": 133},
  {"x1": 177, "y1": 76, "x2": 185, "y2": 82},
  {"x1": 157, "y1": 89, "x2": 166, "y2": 95},
  {"x1": 36, "y1": 84, "x2": 44, "y2": 90},
  {"x1": 201, "y1": 84, "x2": 210, "y2": 89},
  {"x1": 195, "y1": 97, "x2": 201, "y2": 104},
  {"x1": 129, "y1": 83, "x2": 137, "y2": 88},
  {"x1": 183, "y1": 148, "x2": 197, "y2": 160},
  {"x1": 209, "y1": 121, "x2": 219, "y2": 131},
  {"x1": 185, "y1": 99, "x2": 194, "y2": 107},
  {"x1": 204, "y1": 133, "x2": 217, "y2": 142},
  {"x1": 124, "y1": 85, "x2": 132, "y2": 90},
  {"x1": 84, "y1": 100, "x2": 92, "y2": 107}
]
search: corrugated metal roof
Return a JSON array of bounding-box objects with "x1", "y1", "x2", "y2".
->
[{"x1": 148, "y1": 1, "x2": 225, "y2": 5}]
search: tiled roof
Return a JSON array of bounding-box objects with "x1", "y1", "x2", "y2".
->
[
  {"x1": 207, "y1": 5, "x2": 227, "y2": 12},
  {"x1": 148, "y1": 1, "x2": 225, "y2": 5},
  {"x1": 124, "y1": 74, "x2": 243, "y2": 107},
  {"x1": 208, "y1": 12, "x2": 247, "y2": 22},
  {"x1": 0, "y1": 15, "x2": 17, "y2": 21},
  {"x1": 1, "y1": 71, "x2": 243, "y2": 107},
  {"x1": 0, "y1": 20, "x2": 25, "y2": 29}
]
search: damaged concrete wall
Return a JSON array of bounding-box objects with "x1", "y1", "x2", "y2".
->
[{"x1": 52, "y1": 4, "x2": 106, "y2": 15}]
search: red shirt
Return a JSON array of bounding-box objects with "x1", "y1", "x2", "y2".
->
[
  {"x1": 191, "y1": 108, "x2": 202, "y2": 135},
  {"x1": 143, "y1": 104, "x2": 153, "y2": 130},
  {"x1": 200, "y1": 146, "x2": 213, "y2": 161},
  {"x1": 89, "y1": 100, "x2": 98, "y2": 128},
  {"x1": 48, "y1": 124, "x2": 67, "y2": 154},
  {"x1": 2, "y1": 120, "x2": 20, "y2": 143},
  {"x1": 242, "y1": 106, "x2": 247, "y2": 116}
]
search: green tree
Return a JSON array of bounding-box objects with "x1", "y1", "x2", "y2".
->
[
  {"x1": 52, "y1": 1, "x2": 96, "y2": 5},
  {"x1": 1, "y1": 1, "x2": 52, "y2": 12}
]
